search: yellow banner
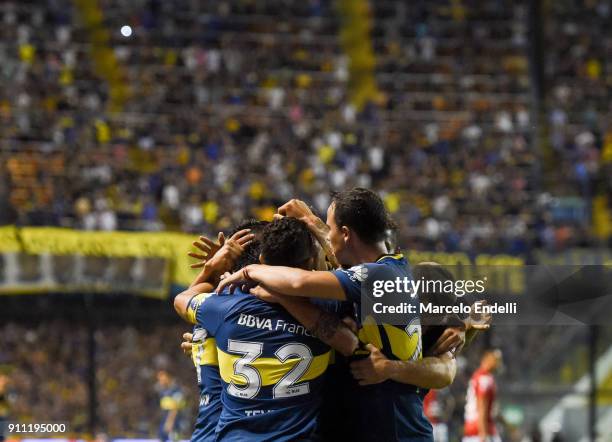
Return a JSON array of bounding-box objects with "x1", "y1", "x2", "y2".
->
[
  {"x1": 6, "y1": 227, "x2": 607, "y2": 294},
  {"x1": 0, "y1": 226, "x2": 20, "y2": 252},
  {"x1": 0, "y1": 226, "x2": 200, "y2": 287}
]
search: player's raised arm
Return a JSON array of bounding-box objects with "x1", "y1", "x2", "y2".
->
[
  {"x1": 175, "y1": 226, "x2": 259, "y2": 323},
  {"x1": 188, "y1": 228, "x2": 254, "y2": 288},
  {"x1": 173, "y1": 283, "x2": 214, "y2": 324},
  {"x1": 217, "y1": 264, "x2": 347, "y2": 300},
  {"x1": 350, "y1": 344, "x2": 457, "y2": 389}
]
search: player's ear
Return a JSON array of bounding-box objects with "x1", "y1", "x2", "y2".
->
[
  {"x1": 259, "y1": 253, "x2": 266, "y2": 264},
  {"x1": 341, "y1": 225, "x2": 350, "y2": 242}
]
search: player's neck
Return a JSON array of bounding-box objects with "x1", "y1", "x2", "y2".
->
[{"x1": 348, "y1": 242, "x2": 389, "y2": 265}]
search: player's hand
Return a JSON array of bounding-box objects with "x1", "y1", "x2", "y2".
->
[
  {"x1": 216, "y1": 266, "x2": 255, "y2": 294},
  {"x1": 211, "y1": 229, "x2": 255, "y2": 267},
  {"x1": 465, "y1": 300, "x2": 492, "y2": 330},
  {"x1": 277, "y1": 199, "x2": 316, "y2": 222},
  {"x1": 188, "y1": 232, "x2": 225, "y2": 268},
  {"x1": 341, "y1": 316, "x2": 358, "y2": 334},
  {"x1": 430, "y1": 327, "x2": 466, "y2": 356},
  {"x1": 181, "y1": 332, "x2": 193, "y2": 356},
  {"x1": 197, "y1": 229, "x2": 255, "y2": 281},
  {"x1": 278, "y1": 199, "x2": 326, "y2": 238},
  {"x1": 188, "y1": 229, "x2": 254, "y2": 269},
  {"x1": 350, "y1": 344, "x2": 390, "y2": 386},
  {"x1": 249, "y1": 285, "x2": 282, "y2": 304}
]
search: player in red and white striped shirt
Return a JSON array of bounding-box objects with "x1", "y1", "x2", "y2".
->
[{"x1": 463, "y1": 349, "x2": 503, "y2": 442}]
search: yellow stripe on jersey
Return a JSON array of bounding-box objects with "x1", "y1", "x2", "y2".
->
[
  {"x1": 361, "y1": 254, "x2": 423, "y2": 362},
  {"x1": 217, "y1": 349, "x2": 331, "y2": 386},
  {"x1": 358, "y1": 315, "x2": 383, "y2": 349},
  {"x1": 358, "y1": 315, "x2": 422, "y2": 362},
  {"x1": 191, "y1": 338, "x2": 219, "y2": 367},
  {"x1": 160, "y1": 396, "x2": 180, "y2": 410},
  {"x1": 186, "y1": 292, "x2": 214, "y2": 324},
  {"x1": 382, "y1": 323, "x2": 421, "y2": 361}
]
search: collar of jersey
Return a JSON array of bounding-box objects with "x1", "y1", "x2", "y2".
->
[{"x1": 376, "y1": 253, "x2": 405, "y2": 263}]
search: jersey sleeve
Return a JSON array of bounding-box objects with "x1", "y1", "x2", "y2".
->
[
  {"x1": 331, "y1": 265, "x2": 368, "y2": 303},
  {"x1": 193, "y1": 294, "x2": 236, "y2": 336},
  {"x1": 186, "y1": 292, "x2": 215, "y2": 324}
]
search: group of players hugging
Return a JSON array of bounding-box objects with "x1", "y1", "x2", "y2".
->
[{"x1": 172, "y1": 187, "x2": 495, "y2": 442}]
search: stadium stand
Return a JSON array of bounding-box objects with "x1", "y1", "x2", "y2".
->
[
  {"x1": 1, "y1": 0, "x2": 609, "y2": 252},
  {"x1": 0, "y1": 299, "x2": 196, "y2": 438}
]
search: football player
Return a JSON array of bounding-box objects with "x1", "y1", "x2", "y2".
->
[
  {"x1": 218, "y1": 189, "x2": 442, "y2": 441},
  {"x1": 175, "y1": 217, "x2": 358, "y2": 440}
]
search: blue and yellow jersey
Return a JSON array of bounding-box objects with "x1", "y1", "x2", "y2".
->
[
  {"x1": 332, "y1": 254, "x2": 422, "y2": 364},
  {"x1": 159, "y1": 384, "x2": 185, "y2": 424},
  {"x1": 194, "y1": 291, "x2": 331, "y2": 442},
  {"x1": 332, "y1": 254, "x2": 433, "y2": 441},
  {"x1": 187, "y1": 324, "x2": 223, "y2": 442}
]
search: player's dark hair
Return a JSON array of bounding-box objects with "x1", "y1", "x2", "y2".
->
[
  {"x1": 227, "y1": 218, "x2": 268, "y2": 237},
  {"x1": 413, "y1": 263, "x2": 457, "y2": 308},
  {"x1": 229, "y1": 219, "x2": 269, "y2": 272},
  {"x1": 330, "y1": 188, "x2": 396, "y2": 245},
  {"x1": 261, "y1": 217, "x2": 317, "y2": 269},
  {"x1": 413, "y1": 262, "x2": 464, "y2": 330}
]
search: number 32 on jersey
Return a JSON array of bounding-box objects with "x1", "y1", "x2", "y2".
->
[{"x1": 218, "y1": 340, "x2": 330, "y2": 400}]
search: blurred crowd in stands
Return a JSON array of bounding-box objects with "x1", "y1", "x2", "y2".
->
[
  {"x1": 0, "y1": 320, "x2": 196, "y2": 437},
  {"x1": 0, "y1": 321, "x2": 89, "y2": 431},
  {"x1": 0, "y1": 0, "x2": 610, "y2": 256}
]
